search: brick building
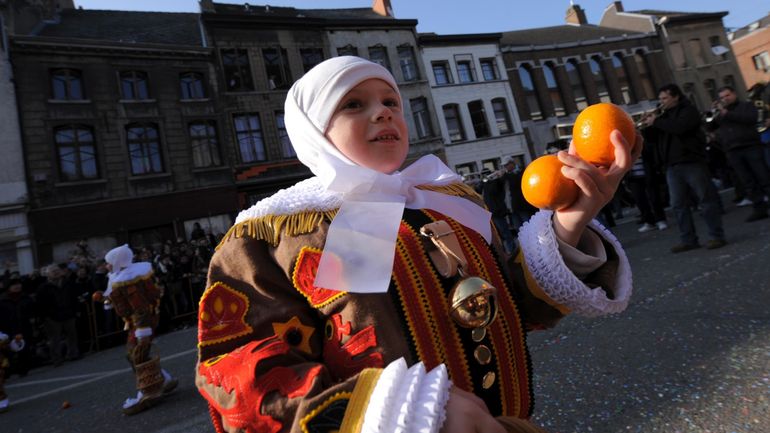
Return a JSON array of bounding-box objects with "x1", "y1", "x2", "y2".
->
[
  {"x1": 501, "y1": 4, "x2": 667, "y2": 155},
  {"x1": 599, "y1": 1, "x2": 746, "y2": 109},
  {"x1": 729, "y1": 13, "x2": 770, "y2": 90},
  {"x1": 10, "y1": 5, "x2": 236, "y2": 264}
]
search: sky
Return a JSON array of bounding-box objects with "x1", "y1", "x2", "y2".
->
[{"x1": 74, "y1": 1, "x2": 765, "y2": 33}]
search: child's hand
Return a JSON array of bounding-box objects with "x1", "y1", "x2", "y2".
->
[
  {"x1": 553, "y1": 129, "x2": 643, "y2": 246},
  {"x1": 440, "y1": 387, "x2": 506, "y2": 433}
]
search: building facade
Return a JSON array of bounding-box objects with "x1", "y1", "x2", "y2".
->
[
  {"x1": 729, "y1": 13, "x2": 770, "y2": 90},
  {"x1": 599, "y1": 1, "x2": 746, "y2": 109},
  {"x1": 501, "y1": 4, "x2": 667, "y2": 156},
  {"x1": 418, "y1": 33, "x2": 530, "y2": 179},
  {"x1": 10, "y1": 6, "x2": 236, "y2": 265}
]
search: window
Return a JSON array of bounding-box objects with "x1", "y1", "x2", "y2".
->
[
  {"x1": 180, "y1": 72, "x2": 206, "y2": 100},
  {"x1": 491, "y1": 98, "x2": 512, "y2": 134},
  {"x1": 589, "y1": 56, "x2": 611, "y2": 103},
  {"x1": 481, "y1": 158, "x2": 499, "y2": 173},
  {"x1": 126, "y1": 123, "x2": 163, "y2": 175},
  {"x1": 688, "y1": 39, "x2": 706, "y2": 67},
  {"x1": 467, "y1": 100, "x2": 489, "y2": 138},
  {"x1": 723, "y1": 75, "x2": 735, "y2": 89},
  {"x1": 234, "y1": 114, "x2": 265, "y2": 163},
  {"x1": 634, "y1": 51, "x2": 655, "y2": 100},
  {"x1": 189, "y1": 121, "x2": 220, "y2": 168},
  {"x1": 51, "y1": 69, "x2": 84, "y2": 100},
  {"x1": 455, "y1": 162, "x2": 477, "y2": 177},
  {"x1": 397, "y1": 46, "x2": 419, "y2": 82},
  {"x1": 612, "y1": 53, "x2": 635, "y2": 104},
  {"x1": 222, "y1": 48, "x2": 254, "y2": 91},
  {"x1": 682, "y1": 83, "x2": 696, "y2": 106},
  {"x1": 709, "y1": 35, "x2": 728, "y2": 61},
  {"x1": 670, "y1": 42, "x2": 688, "y2": 69},
  {"x1": 565, "y1": 59, "x2": 588, "y2": 110},
  {"x1": 457, "y1": 61, "x2": 475, "y2": 83},
  {"x1": 337, "y1": 45, "x2": 358, "y2": 57},
  {"x1": 543, "y1": 62, "x2": 566, "y2": 116},
  {"x1": 443, "y1": 104, "x2": 465, "y2": 142},
  {"x1": 275, "y1": 112, "x2": 295, "y2": 158},
  {"x1": 480, "y1": 58, "x2": 499, "y2": 81},
  {"x1": 753, "y1": 51, "x2": 770, "y2": 72},
  {"x1": 54, "y1": 125, "x2": 98, "y2": 181},
  {"x1": 300, "y1": 48, "x2": 324, "y2": 73},
  {"x1": 263, "y1": 48, "x2": 292, "y2": 90},
  {"x1": 368, "y1": 46, "x2": 391, "y2": 71},
  {"x1": 119, "y1": 71, "x2": 149, "y2": 100},
  {"x1": 410, "y1": 97, "x2": 432, "y2": 139},
  {"x1": 518, "y1": 64, "x2": 542, "y2": 120},
  {"x1": 432, "y1": 61, "x2": 452, "y2": 85}
]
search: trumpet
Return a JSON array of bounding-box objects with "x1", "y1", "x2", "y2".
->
[
  {"x1": 635, "y1": 104, "x2": 664, "y2": 128},
  {"x1": 755, "y1": 100, "x2": 768, "y2": 133},
  {"x1": 704, "y1": 101, "x2": 724, "y2": 125}
]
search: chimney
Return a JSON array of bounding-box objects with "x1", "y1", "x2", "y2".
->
[
  {"x1": 613, "y1": 1, "x2": 624, "y2": 12},
  {"x1": 372, "y1": 0, "x2": 394, "y2": 17},
  {"x1": 566, "y1": 2, "x2": 588, "y2": 25}
]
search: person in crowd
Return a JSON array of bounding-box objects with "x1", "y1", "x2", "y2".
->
[
  {"x1": 94, "y1": 245, "x2": 178, "y2": 415},
  {"x1": 190, "y1": 222, "x2": 206, "y2": 241},
  {"x1": 710, "y1": 86, "x2": 770, "y2": 222},
  {"x1": 641, "y1": 83, "x2": 726, "y2": 253},
  {"x1": 36, "y1": 265, "x2": 80, "y2": 365},
  {"x1": 503, "y1": 158, "x2": 537, "y2": 234},
  {"x1": 194, "y1": 56, "x2": 638, "y2": 433},
  {"x1": 0, "y1": 331, "x2": 25, "y2": 413},
  {"x1": 480, "y1": 168, "x2": 516, "y2": 254},
  {"x1": 627, "y1": 138, "x2": 668, "y2": 233},
  {"x1": 0, "y1": 279, "x2": 36, "y2": 378}
]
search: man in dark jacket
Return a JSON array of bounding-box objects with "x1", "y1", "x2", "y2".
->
[
  {"x1": 35, "y1": 265, "x2": 80, "y2": 366},
  {"x1": 712, "y1": 86, "x2": 770, "y2": 221},
  {"x1": 642, "y1": 84, "x2": 726, "y2": 253}
]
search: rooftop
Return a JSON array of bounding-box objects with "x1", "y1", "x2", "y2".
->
[{"x1": 501, "y1": 24, "x2": 642, "y2": 47}]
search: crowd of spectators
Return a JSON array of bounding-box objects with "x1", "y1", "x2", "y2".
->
[{"x1": 0, "y1": 227, "x2": 221, "y2": 377}]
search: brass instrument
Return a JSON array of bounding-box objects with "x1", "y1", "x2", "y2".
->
[
  {"x1": 703, "y1": 100, "x2": 724, "y2": 126},
  {"x1": 755, "y1": 100, "x2": 768, "y2": 133},
  {"x1": 635, "y1": 104, "x2": 664, "y2": 128}
]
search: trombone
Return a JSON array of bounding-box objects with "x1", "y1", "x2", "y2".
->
[{"x1": 635, "y1": 104, "x2": 664, "y2": 129}]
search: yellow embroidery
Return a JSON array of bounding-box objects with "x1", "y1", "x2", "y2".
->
[
  {"x1": 339, "y1": 369, "x2": 383, "y2": 433},
  {"x1": 271, "y1": 316, "x2": 315, "y2": 355},
  {"x1": 299, "y1": 391, "x2": 352, "y2": 433}
]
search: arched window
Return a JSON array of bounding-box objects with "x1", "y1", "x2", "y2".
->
[
  {"x1": 612, "y1": 53, "x2": 635, "y2": 104},
  {"x1": 491, "y1": 98, "x2": 512, "y2": 134},
  {"x1": 51, "y1": 69, "x2": 84, "y2": 100},
  {"x1": 565, "y1": 59, "x2": 588, "y2": 111},
  {"x1": 234, "y1": 114, "x2": 266, "y2": 163},
  {"x1": 119, "y1": 71, "x2": 150, "y2": 100},
  {"x1": 518, "y1": 64, "x2": 542, "y2": 120},
  {"x1": 180, "y1": 72, "x2": 206, "y2": 100},
  {"x1": 188, "y1": 121, "x2": 221, "y2": 168},
  {"x1": 467, "y1": 100, "x2": 489, "y2": 138},
  {"x1": 55, "y1": 125, "x2": 98, "y2": 181},
  {"x1": 634, "y1": 50, "x2": 655, "y2": 100},
  {"x1": 589, "y1": 56, "x2": 611, "y2": 103},
  {"x1": 543, "y1": 62, "x2": 565, "y2": 117},
  {"x1": 442, "y1": 104, "x2": 465, "y2": 142},
  {"x1": 126, "y1": 123, "x2": 163, "y2": 175}
]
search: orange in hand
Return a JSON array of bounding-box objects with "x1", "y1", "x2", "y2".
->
[
  {"x1": 521, "y1": 155, "x2": 579, "y2": 210},
  {"x1": 572, "y1": 102, "x2": 635, "y2": 167}
]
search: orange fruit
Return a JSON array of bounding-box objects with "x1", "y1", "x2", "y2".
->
[
  {"x1": 91, "y1": 291, "x2": 103, "y2": 303},
  {"x1": 572, "y1": 102, "x2": 635, "y2": 167},
  {"x1": 521, "y1": 155, "x2": 579, "y2": 210}
]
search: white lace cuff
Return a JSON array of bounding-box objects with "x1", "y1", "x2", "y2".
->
[
  {"x1": 134, "y1": 327, "x2": 153, "y2": 339},
  {"x1": 361, "y1": 358, "x2": 450, "y2": 433},
  {"x1": 517, "y1": 210, "x2": 633, "y2": 317}
]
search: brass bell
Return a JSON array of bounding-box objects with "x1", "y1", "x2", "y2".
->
[{"x1": 448, "y1": 276, "x2": 498, "y2": 329}]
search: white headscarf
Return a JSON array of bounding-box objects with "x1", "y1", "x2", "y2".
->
[
  {"x1": 285, "y1": 56, "x2": 491, "y2": 294},
  {"x1": 105, "y1": 244, "x2": 133, "y2": 271}
]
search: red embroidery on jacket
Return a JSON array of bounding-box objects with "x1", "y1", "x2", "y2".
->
[
  {"x1": 198, "y1": 282, "x2": 253, "y2": 347},
  {"x1": 292, "y1": 247, "x2": 346, "y2": 308},
  {"x1": 322, "y1": 314, "x2": 384, "y2": 381},
  {"x1": 199, "y1": 337, "x2": 323, "y2": 433}
]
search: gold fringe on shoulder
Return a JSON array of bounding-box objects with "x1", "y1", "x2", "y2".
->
[
  {"x1": 217, "y1": 182, "x2": 479, "y2": 250},
  {"x1": 217, "y1": 210, "x2": 339, "y2": 249}
]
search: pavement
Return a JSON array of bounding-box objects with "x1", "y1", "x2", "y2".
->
[{"x1": 2, "y1": 189, "x2": 769, "y2": 433}]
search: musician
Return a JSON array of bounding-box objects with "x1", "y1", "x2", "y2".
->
[
  {"x1": 641, "y1": 84, "x2": 726, "y2": 253},
  {"x1": 710, "y1": 86, "x2": 770, "y2": 222}
]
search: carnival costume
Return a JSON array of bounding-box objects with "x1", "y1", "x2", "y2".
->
[
  {"x1": 101, "y1": 245, "x2": 178, "y2": 415},
  {"x1": 195, "y1": 57, "x2": 633, "y2": 433},
  {"x1": 0, "y1": 331, "x2": 24, "y2": 413}
]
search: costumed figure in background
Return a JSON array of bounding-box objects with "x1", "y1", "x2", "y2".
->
[
  {"x1": 0, "y1": 331, "x2": 25, "y2": 413},
  {"x1": 93, "y1": 244, "x2": 178, "y2": 415},
  {"x1": 195, "y1": 57, "x2": 638, "y2": 433}
]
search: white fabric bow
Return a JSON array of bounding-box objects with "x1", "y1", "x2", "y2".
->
[{"x1": 285, "y1": 56, "x2": 491, "y2": 294}]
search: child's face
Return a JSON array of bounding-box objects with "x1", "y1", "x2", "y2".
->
[{"x1": 325, "y1": 78, "x2": 408, "y2": 174}]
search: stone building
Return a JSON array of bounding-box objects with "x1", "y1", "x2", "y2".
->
[
  {"x1": 728, "y1": 13, "x2": 770, "y2": 90},
  {"x1": 501, "y1": 4, "x2": 667, "y2": 156},
  {"x1": 418, "y1": 32, "x2": 530, "y2": 179},
  {"x1": 9, "y1": 5, "x2": 235, "y2": 264},
  {"x1": 200, "y1": 0, "x2": 443, "y2": 206},
  {"x1": 599, "y1": 1, "x2": 746, "y2": 110},
  {"x1": 0, "y1": 0, "x2": 43, "y2": 274}
]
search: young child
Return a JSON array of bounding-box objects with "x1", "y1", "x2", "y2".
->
[{"x1": 195, "y1": 56, "x2": 639, "y2": 433}]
